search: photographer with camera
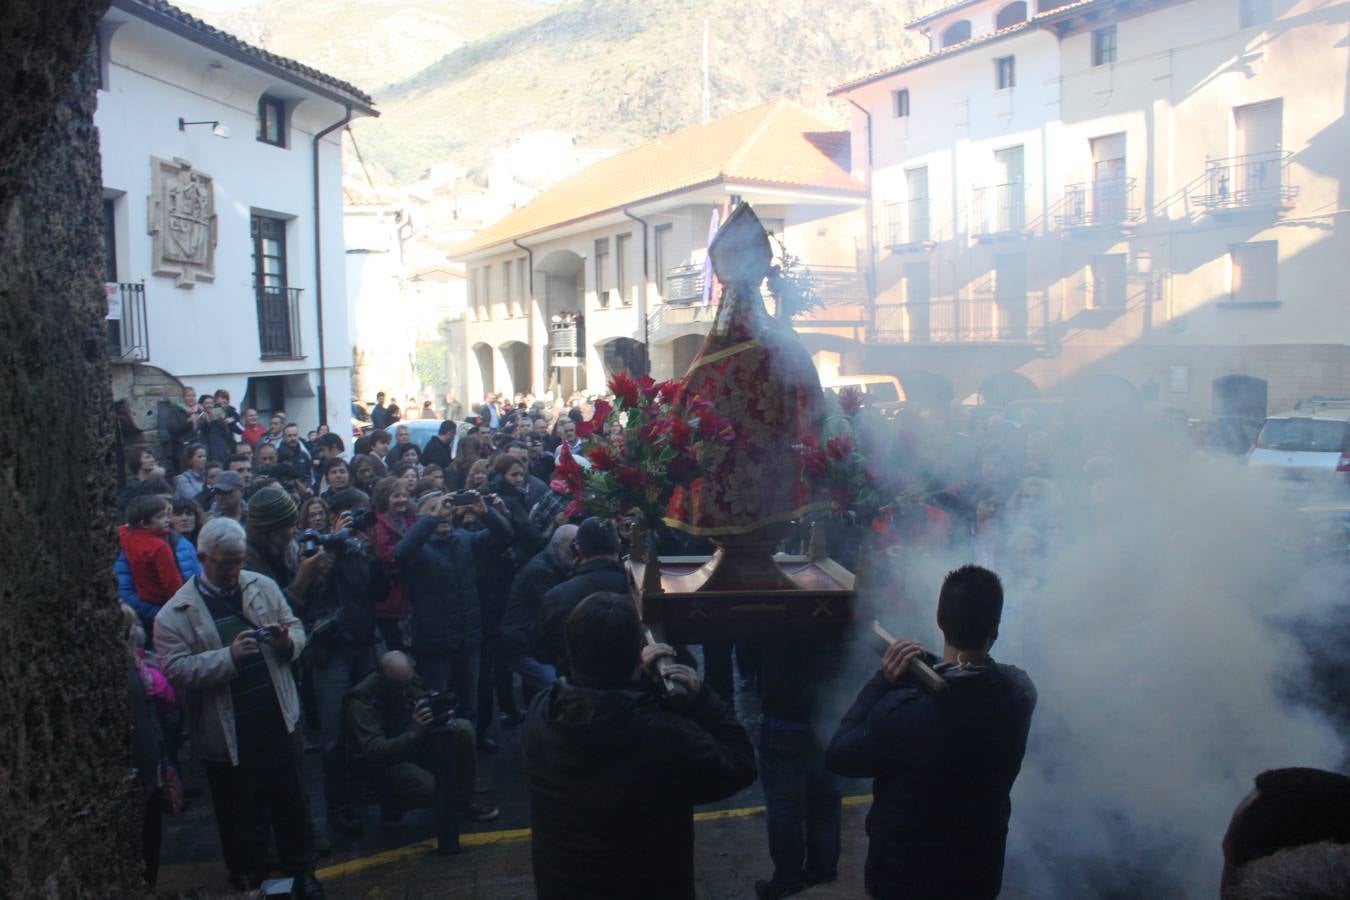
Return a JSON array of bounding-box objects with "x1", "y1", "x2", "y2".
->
[
  {"x1": 303, "y1": 488, "x2": 386, "y2": 836},
  {"x1": 343, "y1": 651, "x2": 498, "y2": 842},
  {"x1": 243, "y1": 485, "x2": 333, "y2": 614},
  {"x1": 395, "y1": 490, "x2": 512, "y2": 730},
  {"x1": 524, "y1": 592, "x2": 756, "y2": 899}
]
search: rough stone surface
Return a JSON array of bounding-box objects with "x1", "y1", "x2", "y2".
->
[{"x1": 0, "y1": 2, "x2": 141, "y2": 896}]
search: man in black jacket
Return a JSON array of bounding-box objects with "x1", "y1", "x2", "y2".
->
[
  {"x1": 524, "y1": 592, "x2": 757, "y2": 900},
  {"x1": 532, "y1": 517, "x2": 626, "y2": 677},
  {"x1": 420, "y1": 420, "x2": 456, "y2": 470},
  {"x1": 500, "y1": 525, "x2": 577, "y2": 698},
  {"x1": 825, "y1": 565, "x2": 1037, "y2": 900}
]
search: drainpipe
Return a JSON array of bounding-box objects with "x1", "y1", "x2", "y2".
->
[
  {"x1": 846, "y1": 98, "x2": 877, "y2": 340},
  {"x1": 622, "y1": 206, "x2": 651, "y2": 375},
  {"x1": 311, "y1": 104, "x2": 353, "y2": 428},
  {"x1": 512, "y1": 239, "x2": 536, "y2": 391}
]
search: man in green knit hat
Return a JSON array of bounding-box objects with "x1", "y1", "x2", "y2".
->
[{"x1": 244, "y1": 485, "x2": 332, "y2": 614}]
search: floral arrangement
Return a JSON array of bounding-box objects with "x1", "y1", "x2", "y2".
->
[
  {"x1": 795, "y1": 387, "x2": 889, "y2": 523},
  {"x1": 549, "y1": 371, "x2": 736, "y2": 530}
]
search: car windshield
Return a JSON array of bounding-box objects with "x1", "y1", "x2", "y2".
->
[{"x1": 1255, "y1": 418, "x2": 1348, "y2": 452}]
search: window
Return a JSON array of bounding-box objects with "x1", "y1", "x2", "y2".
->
[
  {"x1": 102, "y1": 198, "x2": 118, "y2": 283},
  {"x1": 502, "y1": 262, "x2": 513, "y2": 316},
  {"x1": 995, "y1": 56, "x2": 1016, "y2": 90},
  {"x1": 615, "y1": 233, "x2": 632, "y2": 305},
  {"x1": 595, "y1": 237, "x2": 611, "y2": 307},
  {"x1": 252, "y1": 215, "x2": 295, "y2": 358},
  {"x1": 654, "y1": 224, "x2": 673, "y2": 299},
  {"x1": 940, "y1": 20, "x2": 972, "y2": 47},
  {"x1": 996, "y1": 1, "x2": 1028, "y2": 28},
  {"x1": 516, "y1": 258, "x2": 528, "y2": 313},
  {"x1": 905, "y1": 166, "x2": 930, "y2": 242},
  {"x1": 1092, "y1": 25, "x2": 1117, "y2": 66},
  {"x1": 257, "y1": 96, "x2": 285, "y2": 147},
  {"x1": 1240, "y1": 0, "x2": 1272, "y2": 28},
  {"x1": 1230, "y1": 241, "x2": 1278, "y2": 303},
  {"x1": 1090, "y1": 253, "x2": 1128, "y2": 309},
  {"x1": 904, "y1": 262, "x2": 931, "y2": 341},
  {"x1": 893, "y1": 89, "x2": 910, "y2": 118}
]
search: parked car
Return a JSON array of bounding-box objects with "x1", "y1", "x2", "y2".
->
[
  {"x1": 390, "y1": 418, "x2": 472, "y2": 457},
  {"x1": 1247, "y1": 400, "x2": 1350, "y2": 489},
  {"x1": 820, "y1": 374, "x2": 905, "y2": 418}
]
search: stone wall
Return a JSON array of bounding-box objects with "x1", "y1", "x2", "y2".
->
[{"x1": 0, "y1": 1, "x2": 141, "y2": 896}]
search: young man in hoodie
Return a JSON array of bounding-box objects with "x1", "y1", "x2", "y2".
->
[
  {"x1": 523, "y1": 592, "x2": 757, "y2": 900},
  {"x1": 825, "y1": 564, "x2": 1037, "y2": 900}
]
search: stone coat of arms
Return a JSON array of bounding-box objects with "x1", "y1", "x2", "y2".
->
[{"x1": 149, "y1": 157, "x2": 217, "y2": 287}]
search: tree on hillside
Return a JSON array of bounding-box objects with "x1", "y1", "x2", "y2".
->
[{"x1": 0, "y1": 1, "x2": 142, "y2": 895}]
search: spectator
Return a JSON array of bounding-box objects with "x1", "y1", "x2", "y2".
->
[
  {"x1": 308, "y1": 489, "x2": 385, "y2": 836},
  {"x1": 170, "y1": 497, "x2": 205, "y2": 547},
  {"x1": 319, "y1": 457, "x2": 351, "y2": 501},
  {"x1": 388, "y1": 442, "x2": 422, "y2": 471},
  {"x1": 527, "y1": 434, "x2": 554, "y2": 483},
  {"x1": 422, "y1": 464, "x2": 446, "y2": 492},
  {"x1": 153, "y1": 518, "x2": 322, "y2": 896},
  {"x1": 227, "y1": 452, "x2": 253, "y2": 492},
  {"x1": 464, "y1": 458, "x2": 490, "y2": 492},
  {"x1": 119, "y1": 495, "x2": 184, "y2": 608},
  {"x1": 420, "y1": 400, "x2": 437, "y2": 420},
  {"x1": 553, "y1": 418, "x2": 582, "y2": 463},
  {"x1": 194, "y1": 460, "x2": 223, "y2": 509},
  {"x1": 343, "y1": 651, "x2": 498, "y2": 835},
  {"x1": 260, "y1": 413, "x2": 286, "y2": 448},
  {"x1": 421, "y1": 420, "x2": 456, "y2": 471},
  {"x1": 371, "y1": 392, "x2": 390, "y2": 430},
  {"x1": 123, "y1": 603, "x2": 166, "y2": 888},
  {"x1": 825, "y1": 565, "x2": 1037, "y2": 900},
  {"x1": 386, "y1": 398, "x2": 402, "y2": 426},
  {"x1": 207, "y1": 469, "x2": 246, "y2": 523},
  {"x1": 500, "y1": 525, "x2": 577, "y2": 700},
  {"x1": 298, "y1": 496, "x2": 332, "y2": 534},
  {"x1": 197, "y1": 395, "x2": 236, "y2": 464},
  {"x1": 372, "y1": 476, "x2": 415, "y2": 652},
  {"x1": 533, "y1": 517, "x2": 627, "y2": 676},
  {"x1": 243, "y1": 485, "x2": 332, "y2": 613},
  {"x1": 367, "y1": 429, "x2": 394, "y2": 462},
  {"x1": 1221, "y1": 768, "x2": 1350, "y2": 895},
  {"x1": 276, "y1": 423, "x2": 312, "y2": 483},
  {"x1": 256, "y1": 441, "x2": 279, "y2": 470},
  {"x1": 174, "y1": 444, "x2": 207, "y2": 503},
  {"x1": 391, "y1": 460, "x2": 421, "y2": 494},
  {"x1": 350, "y1": 453, "x2": 386, "y2": 496},
  {"x1": 117, "y1": 448, "x2": 161, "y2": 519},
  {"x1": 240, "y1": 408, "x2": 265, "y2": 448},
  {"x1": 445, "y1": 435, "x2": 483, "y2": 491},
  {"x1": 523, "y1": 592, "x2": 757, "y2": 900},
  {"x1": 395, "y1": 491, "x2": 512, "y2": 723}
]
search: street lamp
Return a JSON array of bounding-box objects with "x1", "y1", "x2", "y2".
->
[{"x1": 178, "y1": 118, "x2": 230, "y2": 139}]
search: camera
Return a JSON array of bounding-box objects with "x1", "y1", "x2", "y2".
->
[
  {"x1": 296, "y1": 527, "x2": 363, "y2": 557},
  {"x1": 349, "y1": 508, "x2": 377, "y2": 531},
  {"x1": 418, "y1": 690, "x2": 458, "y2": 724},
  {"x1": 449, "y1": 491, "x2": 476, "y2": 507},
  {"x1": 250, "y1": 627, "x2": 273, "y2": 644}
]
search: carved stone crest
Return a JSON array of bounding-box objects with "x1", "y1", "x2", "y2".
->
[{"x1": 148, "y1": 157, "x2": 217, "y2": 287}]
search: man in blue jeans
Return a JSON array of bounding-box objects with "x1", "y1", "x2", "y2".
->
[{"x1": 754, "y1": 635, "x2": 853, "y2": 899}]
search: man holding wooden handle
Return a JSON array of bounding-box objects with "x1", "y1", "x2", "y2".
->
[{"x1": 825, "y1": 564, "x2": 1038, "y2": 900}]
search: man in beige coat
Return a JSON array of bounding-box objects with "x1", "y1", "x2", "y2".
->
[{"x1": 154, "y1": 517, "x2": 323, "y2": 897}]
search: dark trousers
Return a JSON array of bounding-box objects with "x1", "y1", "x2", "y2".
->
[
  {"x1": 759, "y1": 722, "x2": 842, "y2": 888},
  {"x1": 377, "y1": 618, "x2": 406, "y2": 653},
  {"x1": 203, "y1": 718, "x2": 314, "y2": 887},
  {"x1": 142, "y1": 787, "x2": 162, "y2": 888},
  {"x1": 476, "y1": 635, "x2": 519, "y2": 734},
  {"x1": 377, "y1": 722, "x2": 476, "y2": 853},
  {"x1": 419, "y1": 647, "x2": 481, "y2": 727},
  {"x1": 310, "y1": 642, "x2": 377, "y2": 815}
]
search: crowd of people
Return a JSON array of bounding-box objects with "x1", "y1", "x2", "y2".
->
[{"x1": 111, "y1": 382, "x2": 1348, "y2": 899}]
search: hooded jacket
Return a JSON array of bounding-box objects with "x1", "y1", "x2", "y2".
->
[
  {"x1": 395, "y1": 510, "x2": 512, "y2": 654},
  {"x1": 500, "y1": 548, "x2": 570, "y2": 659},
  {"x1": 532, "y1": 558, "x2": 629, "y2": 674},
  {"x1": 523, "y1": 679, "x2": 757, "y2": 900},
  {"x1": 825, "y1": 656, "x2": 1036, "y2": 900},
  {"x1": 118, "y1": 525, "x2": 184, "y2": 604}
]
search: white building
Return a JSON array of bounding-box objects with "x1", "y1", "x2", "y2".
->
[
  {"x1": 96, "y1": 0, "x2": 376, "y2": 439},
  {"x1": 451, "y1": 100, "x2": 869, "y2": 399},
  {"x1": 831, "y1": 0, "x2": 1350, "y2": 416}
]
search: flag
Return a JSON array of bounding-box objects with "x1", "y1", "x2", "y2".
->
[{"x1": 701, "y1": 208, "x2": 720, "y2": 306}]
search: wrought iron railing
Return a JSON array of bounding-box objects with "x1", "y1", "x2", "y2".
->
[
  {"x1": 257, "y1": 286, "x2": 303, "y2": 360},
  {"x1": 650, "y1": 264, "x2": 868, "y2": 333},
  {"x1": 1196, "y1": 151, "x2": 1298, "y2": 211},
  {"x1": 872, "y1": 296, "x2": 1047, "y2": 343},
  {"x1": 662, "y1": 264, "x2": 706, "y2": 304},
  {"x1": 885, "y1": 198, "x2": 931, "y2": 246},
  {"x1": 1057, "y1": 177, "x2": 1139, "y2": 228},
  {"x1": 107, "y1": 282, "x2": 149, "y2": 361},
  {"x1": 972, "y1": 183, "x2": 1027, "y2": 235}
]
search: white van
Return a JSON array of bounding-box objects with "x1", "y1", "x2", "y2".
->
[{"x1": 820, "y1": 374, "x2": 906, "y2": 417}]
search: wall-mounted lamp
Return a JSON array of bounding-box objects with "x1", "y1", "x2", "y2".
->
[{"x1": 178, "y1": 118, "x2": 230, "y2": 139}]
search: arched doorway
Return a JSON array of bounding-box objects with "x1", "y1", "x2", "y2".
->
[
  {"x1": 995, "y1": 1, "x2": 1027, "y2": 27},
  {"x1": 471, "y1": 343, "x2": 494, "y2": 399},
  {"x1": 538, "y1": 250, "x2": 585, "y2": 397},
  {"x1": 1212, "y1": 375, "x2": 1268, "y2": 420},
  {"x1": 978, "y1": 371, "x2": 1040, "y2": 408},
  {"x1": 500, "y1": 340, "x2": 531, "y2": 398},
  {"x1": 601, "y1": 337, "x2": 646, "y2": 379}
]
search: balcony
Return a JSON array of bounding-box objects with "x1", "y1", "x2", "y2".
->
[
  {"x1": 1196, "y1": 151, "x2": 1298, "y2": 214},
  {"x1": 107, "y1": 282, "x2": 149, "y2": 362},
  {"x1": 650, "y1": 264, "x2": 869, "y2": 336},
  {"x1": 971, "y1": 183, "x2": 1028, "y2": 239},
  {"x1": 256, "y1": 286, "x2": 304, "y2": 360},
  {"x1": 872, "y1": 296, "x2": 1048, "y2": 344},
  {"x1": 884, "y1": 198, "x2": 932, "y2": 248},
  {"x1": 549, "y1": 313, "x2": 584, "y2": 364},
  {"x1": 662, "y1": 264, "x2": 708, "y2": 304},
  {"x1": 1057, "y1": 177, "x2": 1139, "y2": 230}
]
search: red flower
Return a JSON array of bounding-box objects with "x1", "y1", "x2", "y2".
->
[
  {"x1": 697, "y1": 412, "x2": 735, "y2": 443},
  {"x1": 576, "y1": 398, "x2": 613, "y2": 438},
  {"x1": 802, "y1": 450, "x2": 829, "y2": 478},
  {"x1": 564, "y1": 498, "x2": 586, "y2": 518},
  {"x1": 637, "y1": 374, "x2": 660, "y2": 401},
  {"x1": 657, "y1": 380, "x2": 683, "y2": 404},
  {"x1": 668, "y1": 416, "x2": 694, "y2": 448},
  {"x1": 800, "y1": 433, "x2": 820, "y2": 451},
  {"x1": 609, "y1": 371, "x2": 640, "y2": 407},
  {"x1": 838, "y1": 386, "x2": 863, "y2": 416},
  {"x1": 826, "y1": 435, "x2": 854, "y2": 461},
  {"x1": 616, "y1": 466, "x2": 644, "y2": 491},
  {"x1": 639, "y1": 418, "x2": 666, "y2": 443},
  {"x1": 553, "y1": 444, "x2": 587, "y2": 493},
  {"x1": 587, "y1": 445, "x2": 617, "y2": 471}
]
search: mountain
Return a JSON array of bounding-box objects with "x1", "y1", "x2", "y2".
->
[{"x1": 183, "y1": 0, "x2": 926, "y2": 184}]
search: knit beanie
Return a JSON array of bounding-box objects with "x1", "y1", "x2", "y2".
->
[{"x1": 247, "y1": 486, "x2": 297, "y2": 532}]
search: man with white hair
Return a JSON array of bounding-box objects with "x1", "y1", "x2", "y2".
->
[{"x1": 153, "y1": 518, "x2": 322, "y2": 897}]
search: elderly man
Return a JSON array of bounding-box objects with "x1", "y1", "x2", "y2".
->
[
  {"x1": 500, "y1": 524, "x2": 577, "y2": 699},
  {"x1": 153, "y1": 518, "x2": 322, "y2": 897}
]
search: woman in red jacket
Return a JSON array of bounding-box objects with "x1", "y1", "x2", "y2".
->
[{"x1": 372, "y1": 476, "x2": 415, "y2": 651}]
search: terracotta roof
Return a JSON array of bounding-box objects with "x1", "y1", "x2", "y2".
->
[
  {"x1": 113, "y1": 0, "x2": 376, "y2": 113},
  {"x1": 830, "y1": 0, "x2": 1113, "y2": 95},
  {"x1": 906, "y1": 0, "x2": 987, "y2": 28},
  {"x1": 451, "y1": 100, "x2": 864, "y2": 257}
]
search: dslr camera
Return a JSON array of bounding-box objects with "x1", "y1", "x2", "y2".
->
[
  {"x1": 296, "y1": 527, "x2": 363, "y2": 558},
  {"x1": 418, "y1": 690, "x2": 458, "y2": 727},
  {"x1": 348, "y1": 508, "x2": 377, "y2": 531}
]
